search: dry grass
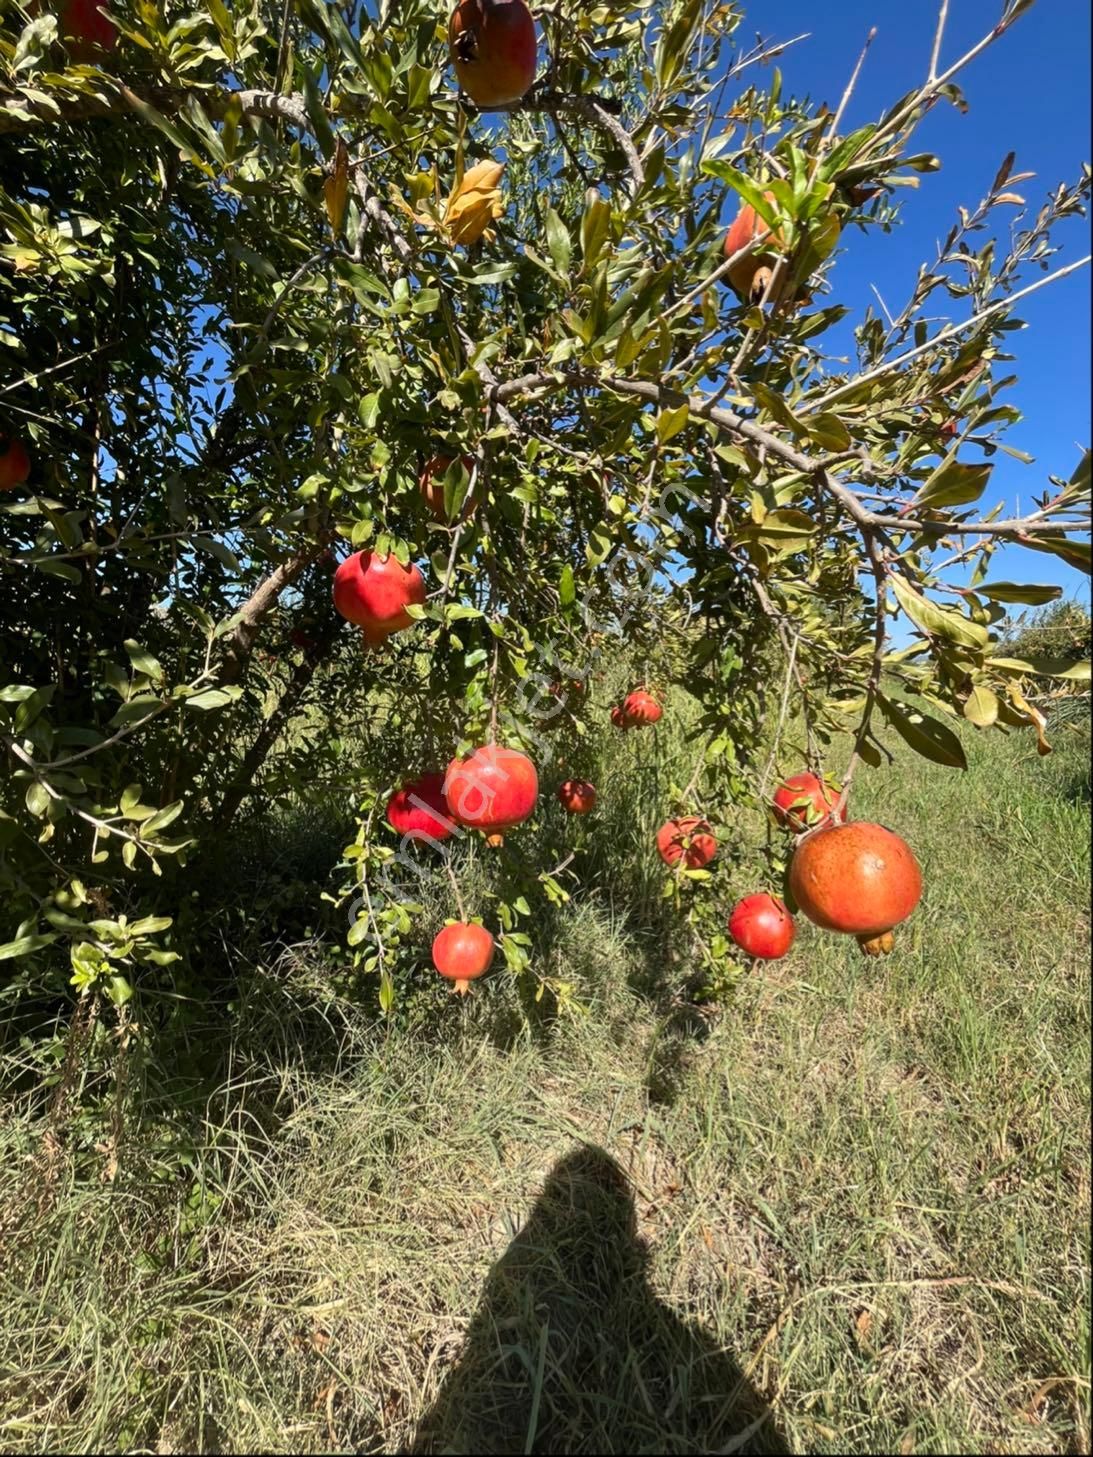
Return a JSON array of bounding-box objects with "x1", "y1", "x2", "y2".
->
[{"x1": 0, "y1": 724, "x2": 1089, "y2": 1454}]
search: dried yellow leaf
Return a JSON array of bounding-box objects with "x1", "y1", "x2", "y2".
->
[{"x1": 443, "y1": 160, "x2": 505, "y2": 247}]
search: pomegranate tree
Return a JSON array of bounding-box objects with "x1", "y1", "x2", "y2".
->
[
  {"x1": 728, "y1": 894, "x2": 795, "y2": 961},
  {"x1": 656, "y1": 817, "x2": 717, "y2": 869},
  {"x1": 448, "y1": 0, "x2": 538, "y2": 107},
  {"x1": 772, "y1": 772, "x2": 845, "y2": 834},
  {"x1": 444, "y1": 745, "x2": 538, "y2": 845},
  {"x1": 789, "y1": 821, "x2": 923, "y2": 956},
  {"x1": 556, "y1": 779, "x2": 596, "y2": 815},
  {"x1": 332, "y1": 550, "x2": 426, "y2": 646},
  {"x1": 386, "y1": 773, "x2": 455, "y2": 842},
  {"x1": 432, "y1": 921, "x2": 495, "y2": 994}
]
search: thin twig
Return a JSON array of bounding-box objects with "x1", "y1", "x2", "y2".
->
[{"x1": 800, "y1": 254, "x2": 1092, "y2": 415}]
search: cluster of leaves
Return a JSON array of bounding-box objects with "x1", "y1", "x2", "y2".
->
[{"x1": 1, "y1": 1, "x2": 1089, "y2": 1021}]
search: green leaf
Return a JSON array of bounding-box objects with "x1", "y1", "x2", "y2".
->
[
  {"x1": 975, "y1": 582, "x2": 1063, "y2": 605},
  {"x1": 124, "y1": 640, "x2": 163, "y2": 680},
  {"x1": 987, "y1": 656, "x2": 1091, "y2": 681},
  {"x1": 912, "y1": 459, "x2": 992, "y2": 510},
  {"x1": 890, "y1": 574, "x2": 989, "y2": 650},
  {"x1": 25, "y1": 782, "x2": 50, "y2": 818},
  {"x1": 559, "y1": 564, "x2": 576, "y2": 608},
  {"x1": 183, "y1": 688, "x2": 239, "y2": 711},
  {"x1": 544, "y1": 207, "x2": 572, "y2": 277},
  {"x1": 808, "y1": 413, "x2": 852, "y2": 451},
  {"x1": 126, "y1": 916, "x2": 173, "y2": 939},
  {"x1": 141, "y1": 802, "x2": 184, "y2": 836},
  {"x1": 963, "y1": 685, "x2": 999, "y2": 728},
  {"x1": 0, "y1": 932, "x2": 57, "y2": 962},
  {"x1": 120, "y1": 91, "x2": 214, "y2": 175},
  {"x1": 749, "y1": 509, "x2": 816, "y2": 551},
  {"x1": 656, "y1": 403, "x2": 689, "y2": 444},
  {"x1": 580, "y1": 190, "x2": 611, "y2": 268},
  {"x1": 107, "y1": 975, "x2": 133, "y2": 1007},
  {"x1": 1022, "y1": 536, "x2": 1091, "y2": 575},
  {"x1": 879, "y1": 694, "x2": 968, "y2": 769},
  {"x1": 303, "y1": 69, "x2": 336, "y2": 160},
  {"x1": 699, "y1": 163, "x2": 780, "y2": 231},
  {"x1": 585, "y1": 526, "x2": 613, "y2": 567}
]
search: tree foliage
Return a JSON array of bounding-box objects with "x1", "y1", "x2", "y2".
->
[{"x1": 1, "y1": 1, "x2": 1089, "y2": 1010}]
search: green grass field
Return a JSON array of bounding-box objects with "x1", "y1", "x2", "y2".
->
[{"x1": 0, "y1": 716, "x2": 1089, "y2": 1455}]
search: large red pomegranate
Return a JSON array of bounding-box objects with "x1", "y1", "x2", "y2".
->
[
  {"x1": 723, "y1": 192, "x2": 785, "y2": 303},
  {"x1": 656, "y1": 816, "x2": 717, "y2": 869},
  {"x1": 332, "y1": 550, "x2": 426, "y2": 645},
  {"x1": 432, "y1": 920, "x2": 495, "y2": 994},
  {"x1": 729, "y1": 894, "x2": 795, "y2": 961},
  {"x1": 420, "y1": 453, "x2": 477, "y2": 522},
  {"x1": 789, "y1": 821, "x2": 923, "y2": 956},
  {"x1": 622, "y1": 689, "x2": 662, "y2": 726},
  {"x1": 449, "y1": 0, "x2": 538, "y2": 107},
  {"x1": 557, "y1": 779, "x2": 596, "y2": 815},
  {"x1": 772, "y1": 772, "x2": 845, "y2": 834},
  {"x1": 0, "y1": 434, "x2": 31, "y2": 491},
  {"x1": 444, "y1": 745, "x2": 538, "y2": 846},
  {"x1": 386, "y1": 772, "x2": 456, "y2": 843},
  {"x1": 56, "y1": 0, "x2": 117, "y2": 59}
]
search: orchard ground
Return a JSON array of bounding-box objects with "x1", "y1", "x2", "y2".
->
[{"x1": 0, "y1": 695, "x2": 1088, "y2": 1455}]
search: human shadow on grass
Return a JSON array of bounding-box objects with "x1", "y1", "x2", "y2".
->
[{"x1": 408, "y1": 1145, "x2": 789, "y2": 1456}]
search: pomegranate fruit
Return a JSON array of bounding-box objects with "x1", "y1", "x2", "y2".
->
[
  {"x1": 729, "y1": 894, "x2": 795, "y2": 961},
  {"x1": 332, "y1": 550, "x2": 426, "y2": 644},
  {"x1": 449, "y1": 0, "x2": 538, "y2": 108},
  {"x1": 444, "y1": 745, "x2": 538, "y2": 845},
  {"x1": 789, "y1": 821, "x2": 923, "y2": 956},
  {"x1": 723, "y1": 192, "x2": 786, "y2": 303},
  {"x1": 557, "y1": 779, "x2": 596, "y2": 815},
  {"x1": 622, "y1": 689, "x2": 662, "y2": 726},
  {"x1": 772, "y1": 772, "x2": 845, "y2": 834},
  {"x1": 0, "y1": 434, "x2": 31, "y2": 491},
  {"x1": 432, "y1": 920, "x2": 495, "y2": 994},
  {"x1": 610, "y1": 704, "x2": 633, "y2": 731},
  {"x1": 56, "y1": 0, "x2": 117, "y2": 58},
  {"x1": 420, "y1": 453, "x2": 477, "y2": 522},
  {"x1": 656, "y1": 816, "x2": 717, "y2": 869},
  {"x1": 386, "y1": 772, "x2": 456, "y2": 843}
]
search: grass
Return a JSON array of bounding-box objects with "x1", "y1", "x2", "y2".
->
[{"x1": 0, "y1": 717, "x2": 1089, "y2": 1454}]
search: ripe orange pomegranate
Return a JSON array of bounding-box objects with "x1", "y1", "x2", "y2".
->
[
  {"x1": 0, "y1": 434, "x2": 31, "y2": 491},
  {"x1": 432, "y1": 920, "x2": 495, "y2": 994},
  {"x1": 56, "y1": 0, "x2": 116, "y2": 59},
  {"x1": 723, "y1": 192, "x2": 785, "y2": 303},
  {"x1": 557, "y1": 779, "x2": 596, "y2": 815},
  {"x1": 789, "y1": 821, "x2": 923, "y2": 956},
  {"x1": 656, "y1": 816, "x2": 717, "y2": 869},
  {"x1": 420, "y1": 453, "x2": 477, "y2": 522},
  {"x1": 332, "y1": 550, "x2": 426, "y2": 644},
  {"x1": 386, "y1": 772, "x2": 456, "y2": 843},
  {"x1": 772, "y1": 772, "x2": 845, "y2": 834},
  {"x1": 449, "y1": 0, "x2": 537, "y2": 108},
  {"x1": 444, "y1": 745, "x2": 538, "y2": 845},
  {"x1": 729, "y1": 894, "x2": 795, "y2": 960},
  {"x1": 622, "y1": 689, "x2": 662, "y2": 726}
]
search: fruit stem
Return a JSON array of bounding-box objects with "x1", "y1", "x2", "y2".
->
[{"x1": 443, "y1": 858, "x2": 467, "y2": 922}]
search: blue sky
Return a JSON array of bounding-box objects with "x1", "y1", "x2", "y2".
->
[{"x1": 753, "y1": 0, "x2": 1090, "y2": 602}]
